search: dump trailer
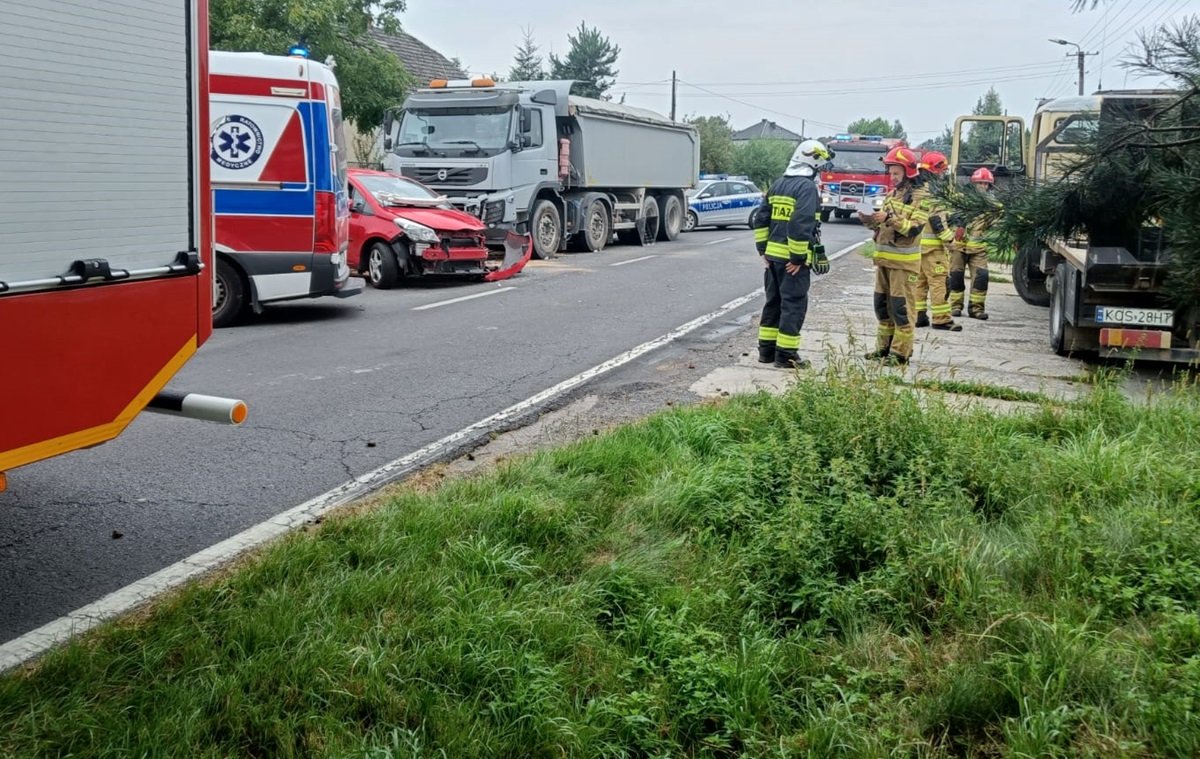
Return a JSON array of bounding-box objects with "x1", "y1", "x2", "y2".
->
[
  {"x1": 0, "y1": 0, "x2": 245, "y2": 491},
  {"x1": 382, "y1": 79, "x2": 700, "y2": 259},
  {"x1": 950, "y1": 90, "x2": 1200, "y2": 363}
]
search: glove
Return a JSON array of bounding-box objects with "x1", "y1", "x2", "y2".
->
[
  {"x1": 955, "y1": 226, "x2": 967, "y2": 242},
  {"x1": 930, "y1": 215, "x2": 946, "y2": 234},
  {"x1": 811, "y1": 243, "x2": 830, "y2": 275}
]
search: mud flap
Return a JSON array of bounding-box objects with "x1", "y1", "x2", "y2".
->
[{"x1": 483, "y1": 231, "x2": 533, "y2": 282}]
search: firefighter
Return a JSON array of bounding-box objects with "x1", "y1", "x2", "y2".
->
[
  {"x1": 950, "y1": 167, "x2": 995, "y2": 319},
  {"x1": 859, "y1": 146, "x2": 925, "y2": 365},
  {"x1": 752, "y1": 139, "x2": 832, "y2": 369},
  {"x1": 912, "y1": 151, "x2": 961, "y2": 331}
]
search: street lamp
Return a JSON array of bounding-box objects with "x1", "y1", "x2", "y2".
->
[{"x1": 1049, "y1": 38, "x2": 1095, "y2": 96}]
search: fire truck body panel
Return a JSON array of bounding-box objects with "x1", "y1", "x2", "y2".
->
[{"x1": 0, "y1": 0, "x2": 214, "y2": 474}]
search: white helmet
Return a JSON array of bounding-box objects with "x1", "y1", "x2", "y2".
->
[{"x1": 785, "y1": 139, "x2": 833, "y2": 176}]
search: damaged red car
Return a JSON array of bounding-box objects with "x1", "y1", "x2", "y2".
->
[{"x1": 347, "y1": 168, "x2": 531, "y2": 288}]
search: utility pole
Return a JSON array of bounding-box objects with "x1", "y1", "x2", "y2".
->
[
  {"x1": 1049, "y1": 39, "x2": 1098, "y2": 96},
  {"x1": 801, "y1": 119, "x2": 806, "y2": 138},
  {"x1": 670, "y1": 70, "x2": 677, "y2": 121}
]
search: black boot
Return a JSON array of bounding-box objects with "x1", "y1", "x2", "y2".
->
[
  {"x1": 969, "y1": 310, "x2": 989, "y2": 321},
  {"x1": 757, "y1": 342, "x2": 776, "y2": 364},
  {"x1": 883, "y1": 353, "x2": 910, "y2": 366},
  {"x1": 864, "y1": 348, "x2": 891, "y2": 360},
  {"x1": 932, "y1": 321, "x2": 963, "y2": 332},
  {"x1": 774, "y1": 351, "x2": 811, "y2": 370},
  {"x1": 916, "y1": 313, "x2": 930, "y2": 328},
  {"x1": 951, "y1": 306, "x2": 963, "y2": 317}
]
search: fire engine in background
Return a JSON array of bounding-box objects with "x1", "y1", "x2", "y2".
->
[
  {"x1": 0, "y1": 0, "x2": 245, "y2": 492},
  {"x1": 209, "y1": 49, "x2": 358, "y2": 328},
  {"x1": 818, "y1": 134, "x2": 909, "y2": 222}
]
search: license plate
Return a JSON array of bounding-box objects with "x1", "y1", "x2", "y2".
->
[
  {"x1": 1095, "y1": 307, "x2": 1174, "y2": 328},
  {"x1": 841, "y1": 199, "x2": 858, "y2": 206}
]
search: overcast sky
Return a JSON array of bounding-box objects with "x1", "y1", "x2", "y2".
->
[{"x1": 402, "y1": 0, "x2": 1199, "y2": 143}]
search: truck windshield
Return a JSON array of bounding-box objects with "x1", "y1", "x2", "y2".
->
[
  {"x1": 829, "y1": 148, "x2": 887, "y2": 173},
  {"x1": 356, "y1": 175, "x2": 447, "y2": 207},
  {"x1": 397, "y1": 108, "x2": 513, "y2": 154}
]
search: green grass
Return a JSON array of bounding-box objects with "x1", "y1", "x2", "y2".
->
[{"x1": 3, "y1": 368, "x2": 1200, "y2": 757}]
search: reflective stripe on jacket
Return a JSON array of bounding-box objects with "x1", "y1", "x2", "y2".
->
[
  {"x1": 752, "y1": 175, "x2": 820, "y2": 264},
  {"x1": 865, "y1": 181, "x2": 925, "y2": 272}
]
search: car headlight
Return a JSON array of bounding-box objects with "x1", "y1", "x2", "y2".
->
[{"x1": 395, "y1": 217, "x2": 439, "y2": 243}]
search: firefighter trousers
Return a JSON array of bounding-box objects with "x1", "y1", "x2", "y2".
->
[
  {"x1": 915, "y1": 249, "x2": 954, "y2": 325},
  {"x1": 874, "y1": 266, "x2": 917, "y2": 359},
  {"x1": 949, "y1": 250, "x2": 989, "y2": 316},
  {"x1": 759, "y1": 258, "x2": 811, "y2": 359}
]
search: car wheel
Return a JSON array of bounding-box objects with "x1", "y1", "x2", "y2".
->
[
  {"x1": 683, "y1": 210, "x2": 699, "y2": 232},
  {"x1": 212, "y1": 257, "x2": 247, "y2": 328},
  {"x1": 658, "y1": 195, "x2": 683, "y2": 241},
  {"x1": 530, "y1": 199, "x2": 561, "y2": 259},
  {"x1": 367, "y1": 241, "x2": 401, "y2": 289},
  {"x1": 820, "y1": 209, "x2": 832, "y2": 223},
  {"x1": 747, "y1": 209, "x2": 758, "y2": 228}
]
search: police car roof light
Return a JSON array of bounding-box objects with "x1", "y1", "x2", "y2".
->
[{"x1": 288, "y1": 41, "x2": 310, "y2": 58}]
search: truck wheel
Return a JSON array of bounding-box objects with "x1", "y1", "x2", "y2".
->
[
  {"x1": 835, "y1": 209, "x2": 852, "y2": 220},
  {"x1": 820, "y1": 209, "x2": 832, "y2": 223},
  {"x1": 367, "y1": 241, "x2": 401, "y2": 289},
  {"x1": 683, "y1": 210, "x2": 699, "y2": 232},
  {"x1": 531, "y1": 199, "x2": 561, "y2": 259},
  {"x1": 212, "y1": 257, "x2": 247, "y2": 328},
  {"x1": 618, "y1": 196, "x2": 660, "y2": 246},
  {"x1": 1014, "y1": 245, "x2": 1051, "y2": 307},
  {"x1": 580, "y1": 199, "x2": 611, "y2": 251},
  {"x1": 658, "y1": 195, "x2": 683, "y2": 241},
  {"x1": 1050, "y1": 262, "x2": 1084, "y2": 356}
]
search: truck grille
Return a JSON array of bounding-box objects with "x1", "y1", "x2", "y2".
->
[
  {"x1": 839, "y1": 181, "x2": 865, "y2": 196},
  {"x1": 401, "y1": 166, "x2": 488, "y2": 187}
]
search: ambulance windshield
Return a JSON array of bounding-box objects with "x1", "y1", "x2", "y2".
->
[{"x1": 396, "y1": 107, "x2": 513, "y2": 155}]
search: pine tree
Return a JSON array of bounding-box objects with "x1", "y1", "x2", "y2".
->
[
  {"x1": 549, "y1": 22, "x2": 620, "y2": 100},
  {"x1": 508, "y1": 27, "x2": 545, "y2": 82}
]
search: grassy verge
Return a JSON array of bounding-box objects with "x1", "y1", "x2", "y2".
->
[{"x1": 3, "y1": 369, "x2": 1200, "y2": 757}]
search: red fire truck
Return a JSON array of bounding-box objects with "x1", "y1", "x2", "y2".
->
[
  {"x1": 0, "y1": 0, "x2": 244, "y2": 491},
  {"x1": 818, "y1": 135, "x2": 910, "y2": 222}
]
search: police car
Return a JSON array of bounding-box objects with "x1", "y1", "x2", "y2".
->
[{"x1": 684, "y1": 175, "x2": 764, "y2": 231}]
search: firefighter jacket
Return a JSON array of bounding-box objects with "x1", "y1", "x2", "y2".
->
[
  {"x1": 864, "y1": 181, "x2": 926, "y2": 273},
  {"x1": 917, "y1": 189, "x2": 956, "y2": 257},
  {"x1": 753, "y1": 175, "x2": 820, "y2": 265},
  {"x1": 961, "y1": 197, "x2": 1000, "y2": 257}
]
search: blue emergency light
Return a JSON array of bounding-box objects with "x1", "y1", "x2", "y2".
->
[{"x1": 288, "y1": 39, "x2": 310, "y2": 58}]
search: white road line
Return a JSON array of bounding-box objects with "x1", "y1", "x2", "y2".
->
[
  {"x1": 412, "y1": 287, "x2": 516, "y2": 311},
  {"x1": 610, "y1": 255, "x2": 657, "y2": 267},
  {"x1": 830, "y1": 238, "x2": 871, "y2": 261},
  {"x1": 0, "y1": 287, "x2": 769, "y2": 672},
  {"x1": 705, "y1": 236, "x2": 736, "y2": 246}
]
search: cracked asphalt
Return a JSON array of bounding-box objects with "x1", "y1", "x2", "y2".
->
[{"x1": 0, "y1": 224, "x2": 870, "y2": 643}]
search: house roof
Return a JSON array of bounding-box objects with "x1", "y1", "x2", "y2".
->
[
  {"x1": 732, "y1": 119, "x2": 804, "y2": 142},
  {"x1": 369, "y1": 28, "x2": 466, "y2": 84}
]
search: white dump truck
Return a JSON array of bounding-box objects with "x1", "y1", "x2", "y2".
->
[{"x1": 382, "y1": 79, "x2": 700, "y2": 258}]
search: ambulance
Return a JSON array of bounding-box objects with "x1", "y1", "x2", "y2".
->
[{"x1": 209, "y1": 50, "x2": 357, "y2": 327}]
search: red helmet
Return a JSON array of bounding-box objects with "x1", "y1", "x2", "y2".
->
[
  {"x1": 882, "y1": 146, "x2": 920, "y2": 179},
  {"x1": 971, "y1": 167, "x2": 995, "y2": 185},
  {"x1": 919, "y1": 151, "x2": 949, "y2": 176}
]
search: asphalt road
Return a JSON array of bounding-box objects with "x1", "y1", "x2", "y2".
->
[{"x1": 0, "y1": 222, "x2": 871, "y2": 644}]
